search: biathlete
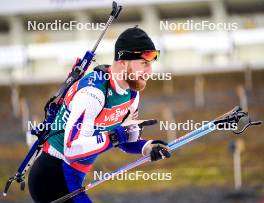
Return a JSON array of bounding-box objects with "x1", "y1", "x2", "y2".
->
[{"x1": 28, "y1": 26, "x2": 171, "y2": 203}]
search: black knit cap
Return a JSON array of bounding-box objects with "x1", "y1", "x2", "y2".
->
[{"x1": 114, "y1": 26, "x2": 156, "y2": 61}]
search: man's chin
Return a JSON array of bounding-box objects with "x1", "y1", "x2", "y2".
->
[
  {"x1": 131, "y1": 85, "x2": 145, "y2": 91},
  {"x1": 128, "y1": 79, "x2": 146, "y2": 91}
]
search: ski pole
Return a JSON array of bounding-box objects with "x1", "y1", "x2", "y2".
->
[
  {"x1": 51, "y1": 106, "x2": 262, "y2": 203},
  {"x1": 50, "y1": 122, "x2": 215, "y2": 203}
]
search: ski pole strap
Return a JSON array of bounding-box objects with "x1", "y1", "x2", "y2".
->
[{"x1": 213, "y1": 105, "x2": 262, "y2": 134}]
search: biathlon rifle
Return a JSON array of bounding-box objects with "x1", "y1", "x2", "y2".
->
[{"x1": 3, "y1": 1, "x2": 122, "y2": 196}]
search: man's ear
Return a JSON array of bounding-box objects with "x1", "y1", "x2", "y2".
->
[{"x1": 118, "y1": 60, "x2": 128, "y2": 69}]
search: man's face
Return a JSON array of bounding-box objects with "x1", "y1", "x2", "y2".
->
[{"x1": 124, "y1": 59, "x2": 153, "y2": 91}]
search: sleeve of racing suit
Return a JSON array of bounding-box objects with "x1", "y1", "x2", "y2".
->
[
  {"x1": 118, "y1": 93, "x2": 151, "y2": 155},
  {"x1": 64, "y1": 86, "x2": 112, "y2": 163}
]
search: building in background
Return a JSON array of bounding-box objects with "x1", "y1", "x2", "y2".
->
[
  {"x1": 0, "y1": 0, "x2": 264, "y2": 85},
  {"x1": 0, "y1": 2, "x2": 264, "y2": 203}
]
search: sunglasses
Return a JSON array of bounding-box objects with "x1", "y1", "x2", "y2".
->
[{"x1": 118, "y1": 50, "x2": 160, "y2": 62}]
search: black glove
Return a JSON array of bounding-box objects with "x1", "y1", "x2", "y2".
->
[{"x1": 143, "y1": 140, "x2": 171, "y2": 161}]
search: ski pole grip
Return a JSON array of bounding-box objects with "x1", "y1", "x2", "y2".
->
[
  {"x1": 139, "y1": 119, "x2": 158, "y2": 127},
  {"x1": 251, "y1": 121, "x2": 262, "y2": 126},
  {"x1": 111, "y1": 1, "x2": 122, "y2": 18}
]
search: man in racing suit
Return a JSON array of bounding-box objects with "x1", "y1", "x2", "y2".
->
[{"x1": 28, "y1": 26, "x2": 171, "y2": 203}]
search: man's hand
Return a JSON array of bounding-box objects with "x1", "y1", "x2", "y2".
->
[{"x1": 143, "y1": 140, "x2": 171, "y2": 161}]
